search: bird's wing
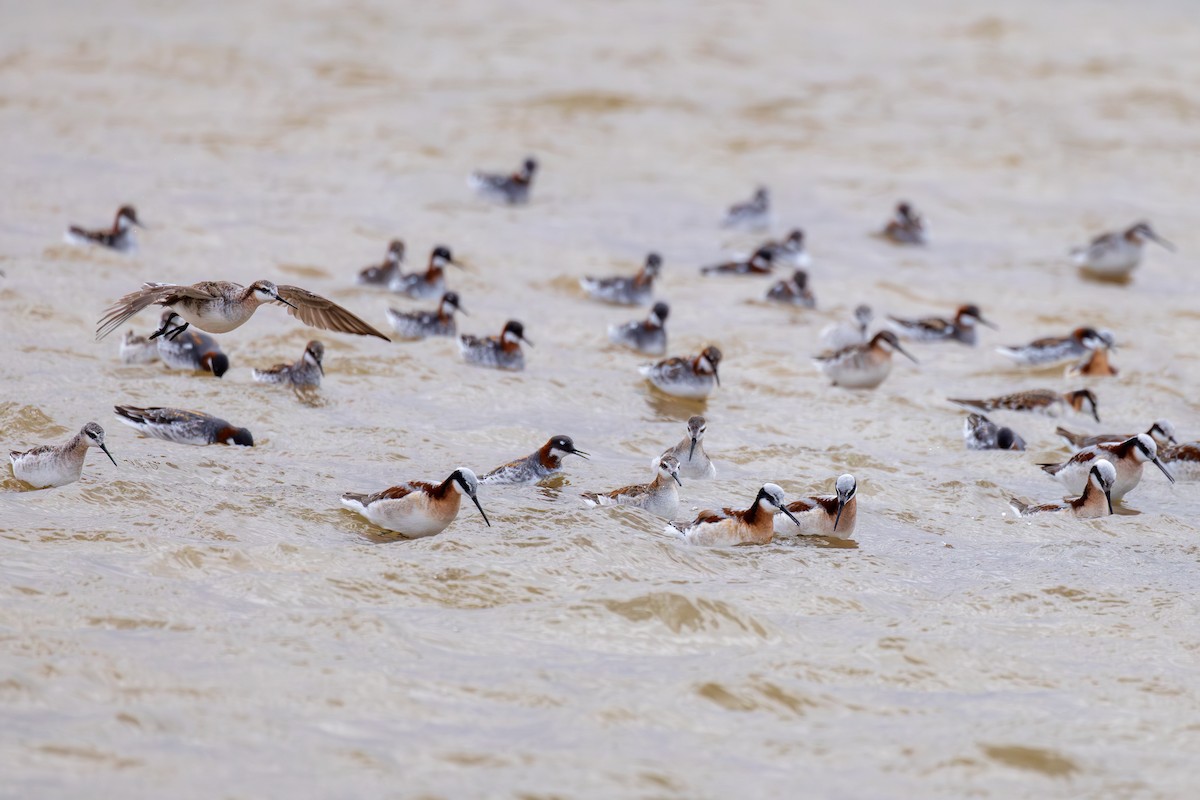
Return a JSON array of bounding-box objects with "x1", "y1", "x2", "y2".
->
[
  {"x1": 96, "y1": 283, "x2": 212, "y2": 340},
  {"x1": 366, "y1": 482, "x2": 430, "y2": 504},
  {"x1": 276, "y1": 285, "x2": 391, "y2": 341}
]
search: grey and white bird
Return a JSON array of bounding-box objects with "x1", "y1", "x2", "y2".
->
[
  {"x1": 1071, "y1": 221, "x2": 1174, "y2": 280},
  {"x1": 963, "y1": 413, "x2": 1026, "y2": 451},
  {"x1": 459, "y1": 320, "x2": 530, "y2": 371},
  {"x1": 357, "y1": 240, "x2": 405, "y2": 286},
  {"x1": 721, "y1": 187, "x2": 770, "y2": 231},
  {"x1": 608, "y1": 301, "x2": 669, "y2": 355},
  {"x1": 389, "y1": 246, "x2": 462, "y2": 300},
  {"x1": 581, "y1": 253, "x2": 662, "y2": 306},
  {"x1": 9, "y1": 422, "x2": 117, "y2": 489},
  {"x1": 481, "y1": 435, "x2": 589, "y2": 485},
  {"x1": 660, "y1": 415, "x2": 717, "y2": 480},
  {"x1": 765, "y1": 270, "x2": 816, "y2": 308},
  {"x1": 65, "y1": 205, "x2": 144, "y2": 252},
  {"x1": 253, "y1": 341, "x2": 324, "y2": 388},
  {"x1": 887, "y1": 304, "x2": 996, "y2": 346},
  {"x1": 114, "y1": 406, "x2": 254, "y2": 447},
  {"x1": 581, "y1": 455, "x2": 682, "y2": 518},
  {"x1": 387, "y1": 292, "x2": 465, "y2": 340},
  {"x1": 468, "y1": 156, "x2": 537, "y2": 205},
  {"x1": 1056, "y1": 420, "x2": 1176, "y2": 451},
  {"x1": 640, "y1": 346, "x2": 722, "y2": 399},
  {"x1": 814, "y1": 331, "x2": 917, "y2": 389}
]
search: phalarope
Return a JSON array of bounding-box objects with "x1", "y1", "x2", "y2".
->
[
  {"x1": 1160, "y1": 443, "x2": 1200, "y2": 481},
  {"x1": 341, "y1": 468, "x2": 490, "y2": 537},
  {"x1": 581, "y1": 455, "x2": 682, "y2": 518},
  {"x1": 640, "y1": 345, "x2": 721, "y2": 399},
  {"x1": 820, "y1": 304, "x2": 873, "y2": 350},
  {"x1": 119, "y1": 330, "x2": 160, "y2": 364},
  {"x1": 887, "y1": 304, "x2": 995, "y2": 346},
  {"x1": 580, "y1": 253, "x2": 662, "y2": 306},
  {"x1": 760, "y1": 229, "x2": 811, "y2": 268},
  {"x1": 1011, "y1": 460, "x2": 1115, "y2": 519},
  {"x1": 65, "y1": 205, "x2": 143, "y2": 252},
  {"x1": 468, "y1": 156, "x2": 537, "y2": 205},
  {"x1": 389, "y1": 246, "x2": 461, "y2": 300},
  {"x1": 114, "y1": 405, "x2": 254, "y2": 446},
  {"x1": 878, "y1": 201, "x2": 926, "y2": 245},
  {"x1": 459, "y1": 320, "x2": 530, "y2": 371},
  {"x1": 356, "y1": 240, "x2": 405, "y2": 286},
  {"x1": 721, "y1": 187, "x2": 770, "y2": 231},
  {"x1": 701, "y1": 247, "x2": 774, "y2": 276},
  {"x1": 774, "y1": 474, "x2": 858, "y2": 538},
  {"x1": 387, "y1": 292, "x2": 465, "y2": 340},
  {"x1": 964, "y1": 413, "x2": 1026, "y2": 451},
  {"x1": 152, "y1": 311, "x2": 230, "y2": 377},
  {"x1": 1039, "y1": 433, "x2": 1174, "y2": 501},
  {"x1": 253, "y1": 340, "x2": 324, "y2": 388},
  {"x1": 97, "y1": 280, "x2": 389, "y2": 341},
  {"x1": 996, "y1": 327, "x2": 1112, "y2": 367},
  {"x1": 1066, "y1": 345, "x2": 1118, "y2": 377},
  {"x1": 949, "y1": 389, "x2": 1099, "y2": 421},
  {"x1": 481, "y1": 435, "x2": 589, "y2": 485},
  {"x1": 1056, "y1": 420, "x2": 1176, "y2": 451},
  {"x1": 669, "y1": 483, "x2": 799, "y2": 546},
  {"x1": 765, "y1": 270, "x2": 816, "y2": 308},
  {"x1": 608, "y1": 301, "x2": 669, "y2": 355},
  {"x1": 814, "y1": 331, "x2": 917, "y2": 389},
  {"x1": 1071, "y1": 221, "x2": 1174, "y2": 280},
  {"x1": 660, "y1": 415, "x2": 717, "y2": 480},
  {"x1": 9, "y1": 422, "x2": 117, "y2": 489}
]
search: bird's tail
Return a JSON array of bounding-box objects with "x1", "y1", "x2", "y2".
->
[{"x1": 340, "y1": 493, "x2": 368, "y2": 511}]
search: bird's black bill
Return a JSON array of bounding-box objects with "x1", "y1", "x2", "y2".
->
[
  {"x1": 274, "y1": 294, "x2": 299, "y2": 310},
  {"x1": 833, "y1": 499, "x2": 845, "y2": 531},
  {"x1": 689, "y1": 437, "x2": 697, "y2": 460},
  {"x1": 781, "y1": 507, "x2": 801, "y2": 526},
  {"x1": 570, "y1": 448, "x2": 590, "y2": 460},
  {"x1": 470, "y1": 494, "x2": 491, "y2": 527},
  {"x1": 99, "y1": 443, "x2": 118, "y2": 467},
  {"x1": 1106, "y1": 491, "x2": 1113, "y2": 516},
  {"x1": 671, "y1": 473, "x2": 682, "y2": 487},
  {"x1": 1152, "y1": 457, "x2": 1176, "y2": 484}
]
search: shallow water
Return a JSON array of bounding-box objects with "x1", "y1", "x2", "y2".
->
[{"x1": 2, "y1": 0, "x2": 1199, "y2": 796}]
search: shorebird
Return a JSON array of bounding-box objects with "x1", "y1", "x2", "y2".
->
[
  {"x1": 580, "y1": 253, "x2": 662, "y2": 306},
  {"x1": 1039, "y1": 434, "x2": 1174, "y2": 501},
  {"x1": 1066, "y1": 346, "x2": 1118, "y2": 377},
  {"x1": 765, "y1": 270, "x2": 816, "y2": 308},
  {"x1": 608, "y1": 301, "x2": 669, "y2": 355},
  {"x1": 759, "y1": 229, "x2": 811, "y2": 268},
  {"x1": 389, "y1": 245, "x2": 461, "y2": 300},
  {"x1": 387, "y1": 292, "x2": 465, "y2": 339},
  {"x1": 963, "y1": 413, "x2": 1026, "y2": 451},
  {"x1": 640, "y1": 345, "x2": 722, "y2": 399},
  {"x1": 1056, "y1": 420, "x2": 1177, "y2": 451},
  {"x1": 152, "y1": 311, "x2": 229, "y2": 377},
  {"x1": 96, "y1": 280, "x2": 389, "y2": 341},
  {"x1": 814, "y1": 331, "x2": 917, "y2": 389},
  {"x1": 1011, "y1": 460, "x2": 1115, "y2": 519},
  {"x1": 773, "y1": 474, "x2": 858, "y2": 538},
  {"x1": 1160, "y1": 443, "x2": 1200, "y2": 481},
  {"x1": 356, "y1": 240, "x2": 405, "y2": 286},
  {"x1": 996, "y1": 327, "x2": 1112, "y2": 367},
  {"x1": 820, "y1": 304, "x2": 873, "y2": 350},
  {"x1": 481, "y1": 435, "x2": 589, "y2": 485},
  {"x1": 9, "y1": 422, "x2": 116, "y2": 489},
  {"x1": 459, "y1": 320, "x2": 530, "y2": 371},
  {"x1": 64, "y1": 205, "x2": 143, "y2": 252},
  {"x1": 887, "y1": 304, "x2": 995, "y2": 346},
  {"x1": 114, "y1": 406, "x2": 254, "y2": 446},
  {"x1": 701, "y1": 247, "x2": 774, "y2": 276},
  {"x1": 949, "y1": 389, "x2": 1099, "y2": 422},
  {"x1": 721, "y1": 187, "x2": 770, "y2": 230},
  {"x1": 878, "y1": 201, "x2": 926, "y2": 245},
  {"x1": 469, "y1": 156, "x2": 537, "y2": 205},
  {"x1": 660, "y1": 415, "x2": 717, "y2": 480},
  {"x1": 581, "y1": 455, "x2": 682, "y2": 518},
  {"x1": 1071, "y1": 221, "x2": 1174, "y2": 280},
  {"x1": 252, "y1": 340, "x2": 324, "y2": 388},
  {"x1": 341, "y1": 468, "x2": 490, "y2": 537},
  {"x1": 669, "y1": 483, "x2": 799, "y2": 546}
]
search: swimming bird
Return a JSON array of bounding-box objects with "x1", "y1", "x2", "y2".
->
[
  {"x1": 721, "y1": 187, "x2": 770, "y2": 231},
  {"x1": 1056, "y1": 420, "x2": 1177, "y2": 451},
  {"x1": 820, "y1": 304, "x2": 873, "y2": 350},
  {"x1": 389, "y1": 246, "x2": 461, "y2": 300},
  {"x1": 759, "y1": 229, "x2": 811, "y2": 268},
  {"x1": 1066, "y1": 346, "x2": 1118, "y2": 377},
  {"x1": 96, "y1": 280, "x2": 389, "y2": 341},
  {"x1": 64, "y1": 205, "x2": 143, "y2": 252},
  {"x1": 253, "y1": 340, "x2": 324, "y2": 388},
  {"x1": 481, "y1": 435, "x2": 589, "y2": 485},
  {"x1": 995, "y1": 327, "x2": 1111, "y2": 367},
  {"x1": 814, "y1": 331, "x2": 917, "y2": 389},
  {"x1": 669, "y1": 483, "x2": 799, "y2": 546},
  {"x1": 963, "y1": 413, "x2": 1026, "y2": 451},
  {"x1": 608, "y1": 301, "x2": 669, "y2": 355},
  {"x1": 581, "y1": 455, "x2": 682, "y2": 518},
  {"x1": 459, "y1": 320, "x2": 530, "y2": 371},
  {"x1": 114, "y1": 406, "x2": 253, "y2": 446},
  {"x1": 1010, "y1": 460, "x2": 1115, "y2": 519},
  {"x1": 765, "y1": 270, "x2": 816, "y2": 308},
  {"x1": 878, "y1": 201, "x2": 926, "y2": 245},
  {"x1": 701, "y1": 247, "x2": 774, "y2": 276},
  {"x1": 580, "y1": 253, "x2": 662, "y2": 306},
  {"x1": 640, "y1": 345, "x2": 721, "y2": 399},
  {"x1": 1160, "y1": 443, "x2": 1200, "y2": 481},
  {"x1": 887, "y1": 304, "x2": 995, "y2": 346},
  {"x1": 152, "y1": 311, "x2": 230, "y2": 377},
  {"x1": 468, "y1": 156, "x2": 537, "y2": 205},
  {"x1": 9, "y1": 422, "x2": 117, "y2": 489},
  {"x1": 660, "y1": 415, "x2": 717, "y2": 480},
  {"x1": 949, "y1": 389, "x2": 1099, "y2": 422},
  {"x1": 1071, "y1": 221, "x2": 1174, "y2": 280},
  {"x1": 341, "y1": 468, "x2": 490, "y2": 537},
  {"x1": 772, "y1": 473, "x2": 858, "y2": 538},
  {"x1": 387, "y1": 292, "x2": 465, "y2": 340},
  {"x1": 356, "y1": 240, "x2": 405, "y2": 286},
  {"x1": 1039, "y1": 434, "x2": 1174, "y2": 501}
]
